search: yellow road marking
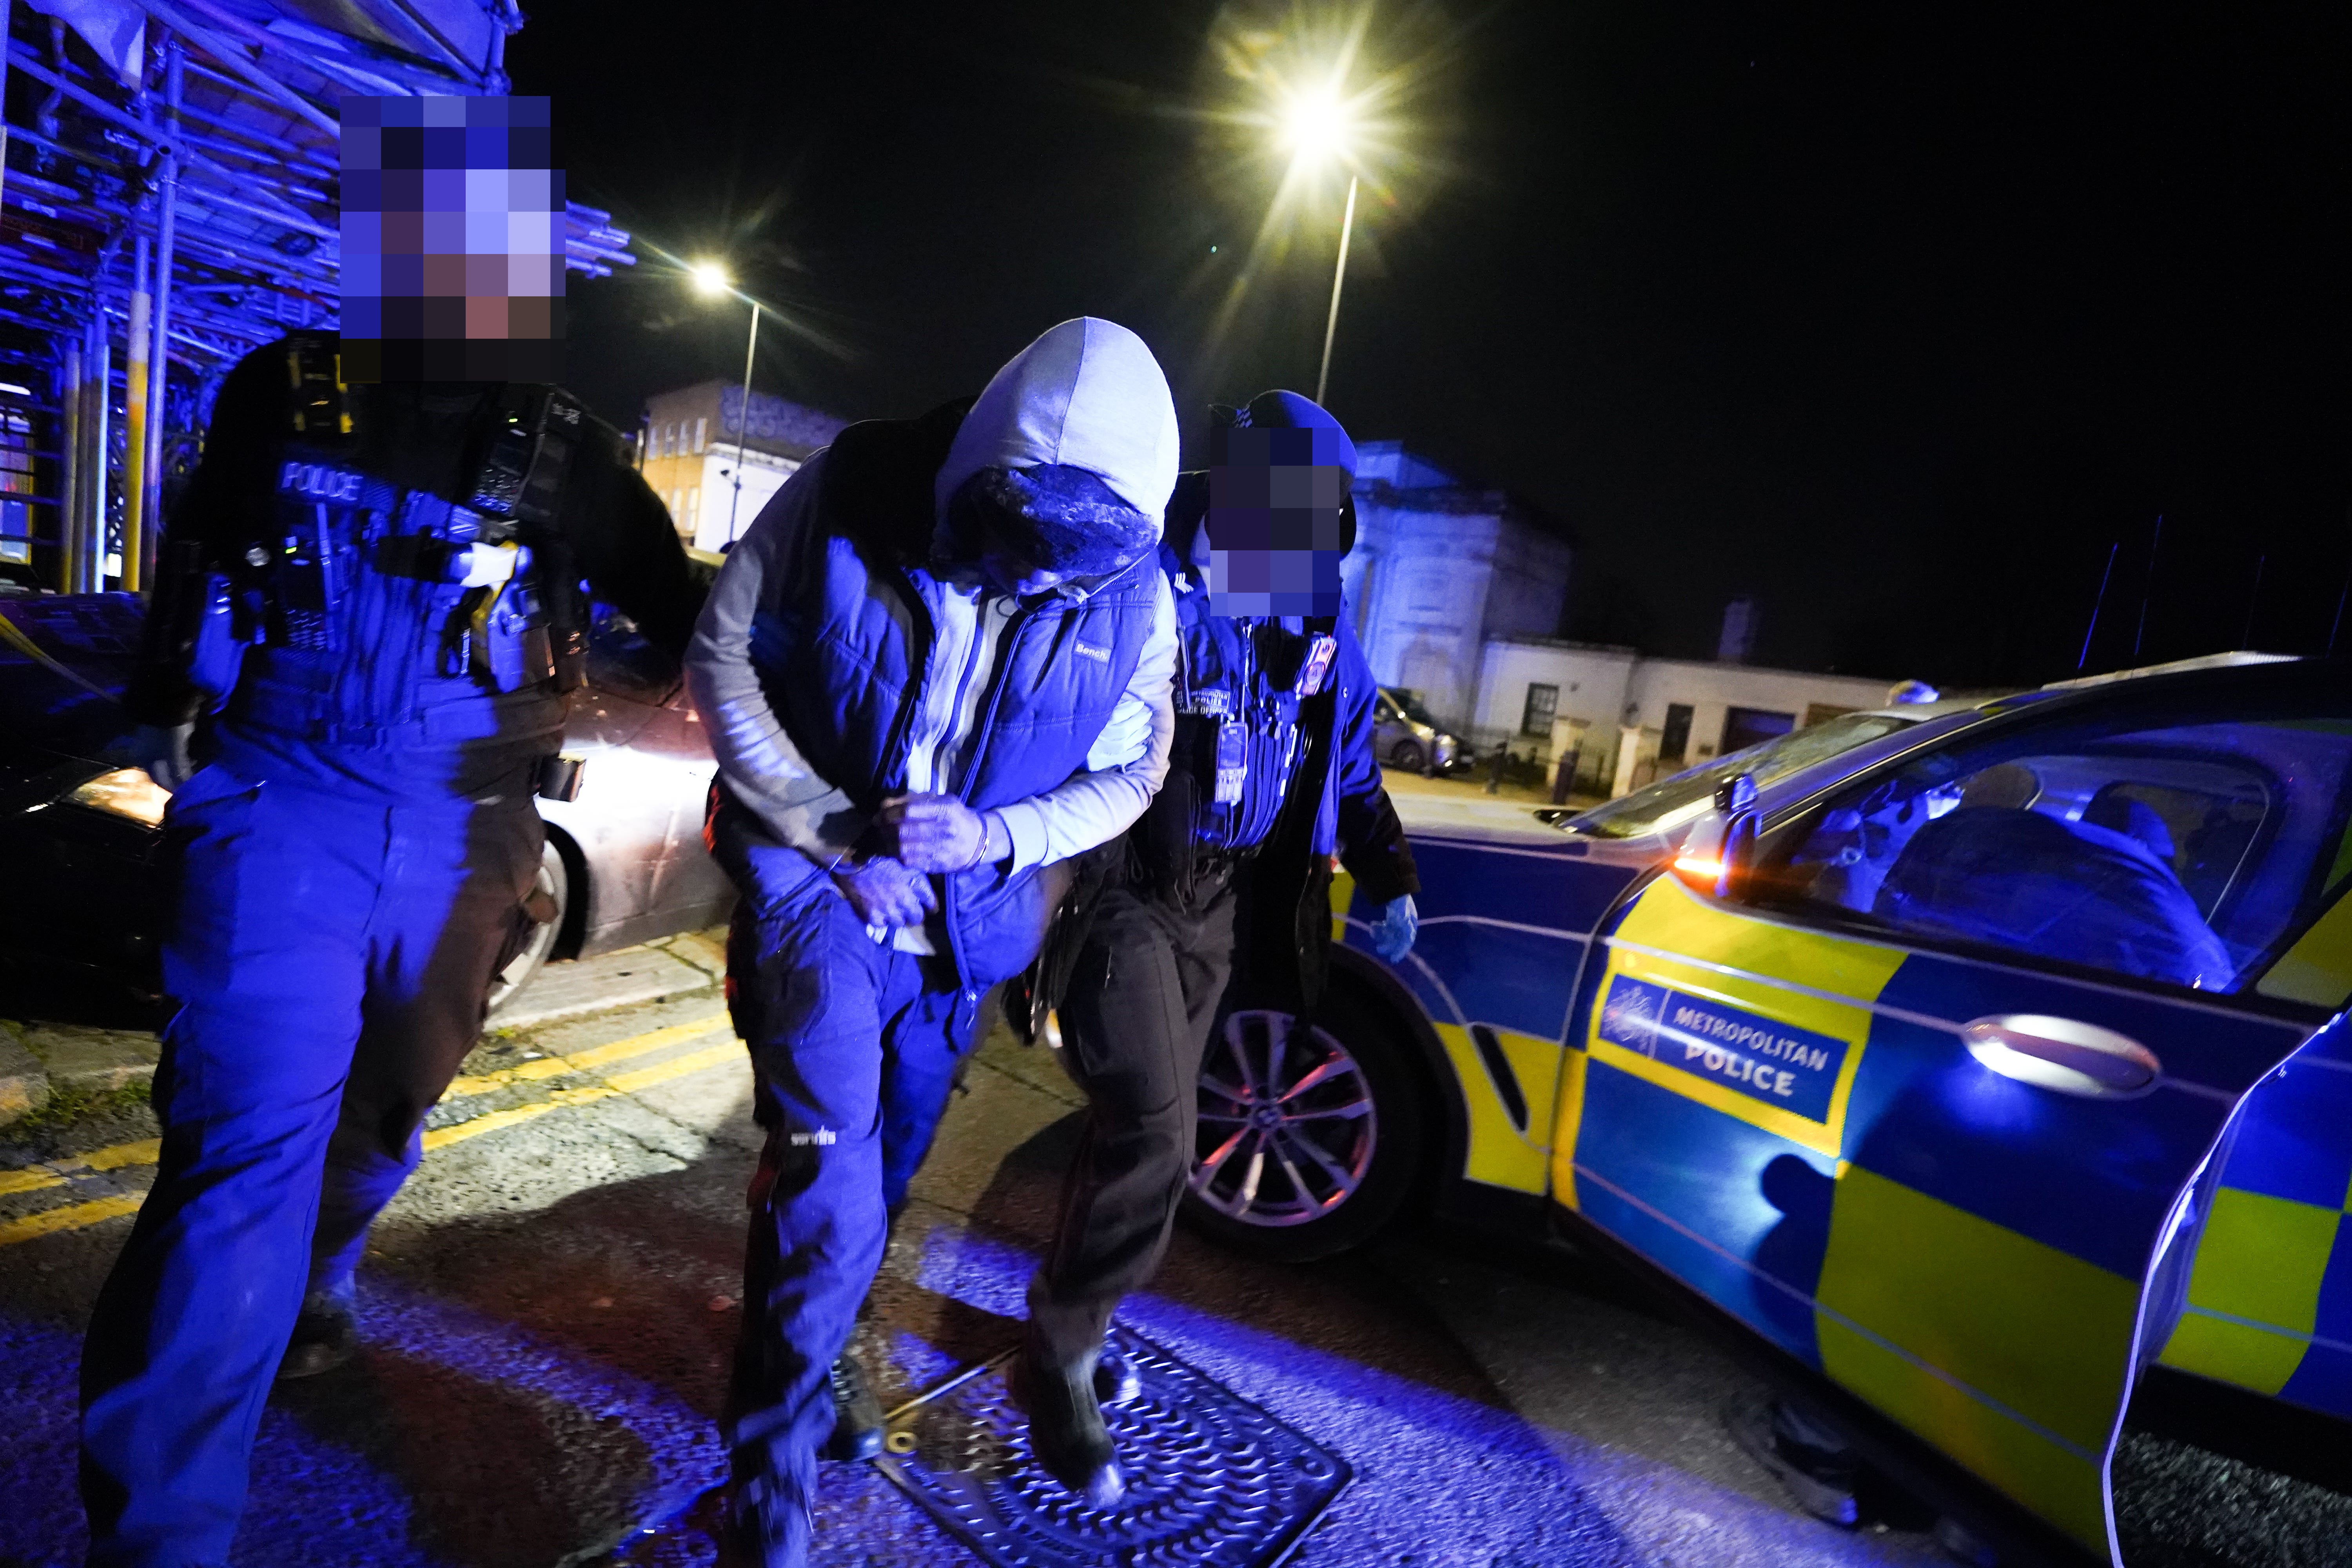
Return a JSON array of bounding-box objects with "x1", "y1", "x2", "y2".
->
[
  {"x1": 0, "y1": 1136, "x2": 167, "y2": 1200},
  {"x1": 0, "y1": 1193, "x2": 144, "y2": 1247},
  {"x1": 441, "y1": 1011, "x2": 730, "y2": 1098},
  {"x1": 604, "y1": 1040, "x2": 743, "y2": 1096},
  {"x1": 0, "y1": 1016, "x2": 744, "y2": 1246},
  {"x1": 79, "y1": 1138, "x2": 163, "y2": 1172}
]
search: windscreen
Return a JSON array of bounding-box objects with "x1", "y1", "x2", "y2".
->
[{"x1": 1561, "y1": 712, "x2": 1919, "y2": 840}]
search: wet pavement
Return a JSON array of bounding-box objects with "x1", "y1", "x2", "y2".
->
[{"x1": 1, "y1": 958, "x2": 2344, "y2": 1567}]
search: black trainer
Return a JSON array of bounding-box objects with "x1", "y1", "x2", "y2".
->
[
  {"x1": 1094, "y1": 1344, "x2": 1142, "y2": 1407},
  {"x1": 276, "y1": 1283, "x2": 360, "y2": 1381},
  {"x1": 1011, "y1": 1341, "x2": 1126, "y2": 1510},
  {"x1": 1727, "y1": 1397, "x2": 1858, "y2": 1528},
  {"x1": 823, "y1": 1352, "x2": 886, "y2": 1463}
]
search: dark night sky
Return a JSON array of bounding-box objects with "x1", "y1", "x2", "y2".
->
[{"x1": 509, "y1": 2, "x2": 2348, "y2": 689}]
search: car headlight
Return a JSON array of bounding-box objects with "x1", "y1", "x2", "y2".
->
[
  {"x1": 66, "y1": 768, "x2": 172, "y2": 828},
  {"x1": 1435, "y1": 735, "x2": 1458, "y2": 766}
]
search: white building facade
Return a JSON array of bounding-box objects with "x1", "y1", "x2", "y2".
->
[
  {"x1": 639, "y1": 383, "x2": 846, "y2": 554},
  {"x1": 1472, "y1": 638, "x2": 1904, "y2": 793},
  {"x1": 1343, "y1": 442, "x2": 1575, "y2": 733}
]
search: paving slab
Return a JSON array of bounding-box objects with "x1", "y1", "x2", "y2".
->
[
  {"x1": 0, "y1": 1022, "x2": 50, "y2": 1124},
  {"x1": 494, "y1": 946, "x2": 719, "y2": 1032},
  {"x1": 21, "y1": 1023, "x2": 161, "y2": 1093}
]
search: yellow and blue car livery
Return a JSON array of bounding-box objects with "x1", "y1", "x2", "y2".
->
[{"x1": 1319, "y1": 666, "x2": 2352, "y2": 1567}]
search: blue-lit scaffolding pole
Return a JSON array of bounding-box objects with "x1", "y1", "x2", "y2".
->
[{"x1": 136, "y1": 39, "x2": 181, "y2": 585}]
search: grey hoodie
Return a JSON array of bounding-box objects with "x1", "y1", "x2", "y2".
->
[{"x1": 684, "y1": 319, "x2": 1179, "y2": 902}]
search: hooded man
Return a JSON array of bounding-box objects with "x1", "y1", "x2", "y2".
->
[
  {"x1": 1008, "y1": 390, "x2": 1419, "y2": 1504},
  {"x1": 684, "y1": 317, "x2": 1181, "y2": 1564}
]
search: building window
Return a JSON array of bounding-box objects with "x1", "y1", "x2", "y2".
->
[
  {"x1": 1722, "y1": 706, "x2": 1797, "y2": 755},
  {"x1": 1521, "y1": 682, "x2": 1559, "y2": 737},
  {"x1": 1659, "y1": 702, "x2": 1694, "y2": 763},
  {"x1": 693, "y1": 416, "x2": 707, "y2": 454},
  {"x1": 685, "y1": 488, "x2": 701, "y2": 532}
]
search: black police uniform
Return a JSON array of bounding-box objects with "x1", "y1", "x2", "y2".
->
[
  {"x1": 1024, "y1": 470, "x2": 1419, "y2": 1374},
  {"x1": 79, "y1": 334, "x2": 697, "y2": 1568}
]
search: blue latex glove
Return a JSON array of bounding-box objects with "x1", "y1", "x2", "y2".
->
[{"x1": 1371, "y1": 893, "x2": 1419, "y2": 964}]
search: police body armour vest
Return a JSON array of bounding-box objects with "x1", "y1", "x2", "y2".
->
[{"x1": 220, "y1": 443, "x2": 567, "y2": 754}]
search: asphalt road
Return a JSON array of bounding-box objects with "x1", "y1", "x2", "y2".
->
[{"x1": 1, "y1": 967, "x2": 2345, "y2": 1568}]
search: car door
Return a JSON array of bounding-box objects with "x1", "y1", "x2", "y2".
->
[{"x1": 1550, "y1": 674, "x2": 2352, "y2": 1562}]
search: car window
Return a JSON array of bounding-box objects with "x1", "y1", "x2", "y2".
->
[
  {"x1": 1761, "y1": 710, "x2": 2352, "y2": 995},
  {"x1": 1385, "y1": 690, "x2": 1441, "y2": 728},
  {"x1": 1562, "y1": 712, "x2": 1918, "y2": 840}
]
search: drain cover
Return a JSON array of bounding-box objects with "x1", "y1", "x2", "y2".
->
[{"x1": 876, "y1": 1326, "x2": 1350, "y2": 1568}]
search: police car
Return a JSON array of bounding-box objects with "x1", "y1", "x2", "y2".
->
[{"x1": 1182, "y1": 653, "x2": 2352, "y2": 1565}]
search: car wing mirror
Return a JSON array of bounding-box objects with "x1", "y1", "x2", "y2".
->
[{"x1": 1672, "y1": 773, "x2": 1760, "y2": 899}]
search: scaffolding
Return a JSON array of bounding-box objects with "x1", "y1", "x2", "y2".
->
[{"x1": 0, "y1": 0, "x2": 633, "y2": 594}]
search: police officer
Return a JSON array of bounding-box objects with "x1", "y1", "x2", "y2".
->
[
  {"x1": 1011, "y1": 391, "x2": 1419, "y2": 1504},
  {"x1": 82, "y1": 332, "x2": 698, "y2": 1568},
  {"x1": 685, "y1": 317, "x2": 1180, "y2": 1567}
]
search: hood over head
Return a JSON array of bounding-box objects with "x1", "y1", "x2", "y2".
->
[{"x1": 934, "y1": 318, "x2": 1180, "y2": 533}]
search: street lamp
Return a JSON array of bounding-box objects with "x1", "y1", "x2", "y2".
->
[
  {"x1": 1276, "y1": 80, "x2": 1362, "y2": 406},
  {"x1": 689, "y1": 257, "x2": 761, "y2": 544}
]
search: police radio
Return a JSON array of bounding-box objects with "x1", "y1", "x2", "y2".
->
[
  {"x1": 464, "y1": 384, "x2": 584, "y2": 536},
  {"x1": 285, "y1": 334, "x2": 351, "y2": 441}
]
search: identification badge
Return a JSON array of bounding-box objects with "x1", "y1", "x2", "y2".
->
[
  {"x1": 1213, "y1": 719, "x2": 1248, "y2": 805},
  {"x1": 1296, "y1": 633, "x2": 1338, "y2": 696}
]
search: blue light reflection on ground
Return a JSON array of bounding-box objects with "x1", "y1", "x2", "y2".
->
[
  {"x1": 911, "y1": 1225, "x2": 1925, "y2": 1568},
  {"x1": 6, "y1": 1218, "x2": 1919, "y2": 1568}
]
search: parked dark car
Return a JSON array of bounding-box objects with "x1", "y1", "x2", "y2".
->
[
  {"x1": 1372, "y1": 685, "x2": 1461, "y2": 775},
  {"x1": 0, "y1": 591, "x2": 731, "y2": 1028}
]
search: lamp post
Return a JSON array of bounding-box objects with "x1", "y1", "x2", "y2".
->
[
  {"x1": 1280, "y1": 83, "x2": 1362, "y2": 407},
  {"x1": 690, "y1": 259, "x2": 760, "y2": 545}
]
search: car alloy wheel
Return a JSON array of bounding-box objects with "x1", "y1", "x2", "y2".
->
[
  {"x1": 1390, "y1": 739, "x2": 1426, "y2": 774},
  {"x1": 1183, "y1": 991, "x2": 1425, "y2": 1261},
  {"x1": 486, "y1": 838, "x2": 570, "y2": 1018},
  {"x1": 1192, "y1": 1009, "x2": 1378, "y2": 1228}
]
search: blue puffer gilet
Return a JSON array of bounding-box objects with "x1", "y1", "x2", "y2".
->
[{"x1": 755, "y1": 408, "x2": 1162, "y2": 988}]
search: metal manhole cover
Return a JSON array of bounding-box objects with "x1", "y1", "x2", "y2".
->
[{"x1": 876, "y1": 1326, "x2": 1350, "y2": 1568}]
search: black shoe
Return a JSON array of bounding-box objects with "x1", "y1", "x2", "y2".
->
[
  {"x1": 822, "y1": 1352, "x2": 885, "y2": 1463},
  {"x1": 715, "y1": 1477, "x2": 813, "y2": 1568},
  {"x1": 1011, "y1": 1343, "x2": 1126, "y2": 1510},
  {"x1": 276, "y1": 1284, "x2": 359, "y2": 1381},
  {"x1": 1094, "y1": 1344, "x2": 1142, "y2": 1408},
  {"x1": 1727, "y1": 1399, "x2": 1858, "y2": 1527}
]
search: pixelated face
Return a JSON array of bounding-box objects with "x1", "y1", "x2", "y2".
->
[
  {"x1": 339, "y1": 96, "x2": 561, "y2": 381},
  {"x1": 1205, "y1": 424, "x2": 1349, "y2": 617}
]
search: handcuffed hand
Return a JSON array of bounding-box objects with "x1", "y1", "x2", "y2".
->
[
  {"x1": 831, "y1": 855, "x2": 937, "y2": 928},
  {"x1": 880, "y1": 793, "x2": 992, "y2": 873},
  {"x1": 114, "y1": 722, "x2": 195, "y2": 790},
  {"x1": 1371, "y1": 893, "x2": 1419, "y2": 964}
]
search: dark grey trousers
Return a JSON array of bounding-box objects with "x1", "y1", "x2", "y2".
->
[{"x1": 1029, "y1": 869, "x2": 1237, "y2": 1366}]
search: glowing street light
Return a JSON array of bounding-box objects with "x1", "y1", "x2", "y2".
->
[{"x1": 686, "y1": 258, "x2": 761, "y2": 543}]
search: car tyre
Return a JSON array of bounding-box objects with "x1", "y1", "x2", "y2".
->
[
  {"x1": 486, "y1": 837, "x2": 570, "y2": 1018},
  {"x1": 1181, "y1": 987, "x2": 1426, "y2": 1262},
  {"x1": 1390, "y1": 739, "x2": 1426, "y2": 775}
]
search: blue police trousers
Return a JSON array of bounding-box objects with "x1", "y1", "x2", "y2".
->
[
  {"x1": 710, "y1": 801, "x2": 981, "y2": 1550},
  {"x1": 78, "y1": 763, "x2": 542, "y2": 1568}
]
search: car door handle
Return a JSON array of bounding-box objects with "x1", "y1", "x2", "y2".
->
[{"x1": 1960, "y1": 1014, "x2": 2161, "y2": 1098}]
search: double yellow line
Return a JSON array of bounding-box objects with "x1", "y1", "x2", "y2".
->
[{"x1": 0, "y1": 1010, "x2": 741, "y2": 1250}]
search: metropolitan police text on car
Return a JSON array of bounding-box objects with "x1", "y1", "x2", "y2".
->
[{"x1": 1597, "y1": 975, "x2": 1848, "y2": 1122}]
